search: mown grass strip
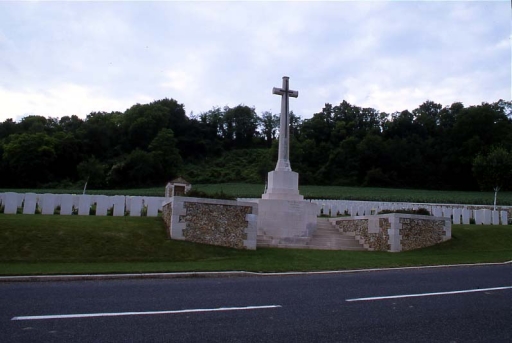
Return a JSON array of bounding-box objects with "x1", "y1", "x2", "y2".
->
[
  {"x1": 1, "y1": 184, "x2": 511, "y2": 205},
  {"x1": 0, "y1": 215, "x2": 511, "y2": 276}
]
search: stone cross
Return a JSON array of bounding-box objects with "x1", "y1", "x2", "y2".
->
[{"x1": 273, "y1": 76, "x2": 298, "y2": 171}]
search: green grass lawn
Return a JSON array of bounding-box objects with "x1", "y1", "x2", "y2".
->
[
  {"x1": 0, "y1": 215, "x2": 510, "y2": 276},
  {"x1": 2, "y1": 183, "x2": 511, "y2": 205}
]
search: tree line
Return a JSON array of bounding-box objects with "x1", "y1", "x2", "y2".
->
[{"x1": 0, "y1": 97, "x2": 511, "y2": 191}]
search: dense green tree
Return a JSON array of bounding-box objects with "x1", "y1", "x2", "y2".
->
[
  {"x1": 149, "y1": 128, "x2": 183, "y2": 183},
  {"x1": 0, "y1": 97, "x2": 510, "y2": 190},
  {"x1": 472, "y1": 147, "x2": 512, "y2": 209},
  {"x1": 122, "y1": 104, "x2": 169, "y2": 151},
  {"x1": 3, "y1": 133, "x2": 57, "y2": 187},
  {"x1": 78, "y1": 111, "x2": 122, "y2": 160},
  {"x1": 223, "y1": 105, "x2": 259, "y2": 149},
  {"x1": 413, "y1": 100, "x2": 443, "y2": 136},
  {"x1": 19, "y1": 115, "x2": 47, "y2": 133},
  {"x1": 0, "y1": 118, "x2": 18, "y2": 140},
  {"x1": 77, "y1": 157, "x2": 107, "y2": 189},
  {"x1": 107, "y1": 149, "x2": 155, "y2": 188},
  {"x1": 52, "y1": 132, "x2": 83, "y2": 181},
  {"x1": 259, "y1": 111, "x2": 279, "y2": 148},
  {"x1": 59, "y1": 115, "x2": 84, "y2": 134},
  {"x1": 199, "y1": 107, "x2": 224, "y2": 141},
  {"x1": 289, "y1": 111, "x2": 302, "y2": 138}
]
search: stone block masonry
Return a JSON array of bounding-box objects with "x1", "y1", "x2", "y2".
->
[
  {"x1": 330, "y1": 214, "x2": 451, "y2": 252},
  {"x1": 162, "y1": 197, "x2": 258, "y2": 250}
]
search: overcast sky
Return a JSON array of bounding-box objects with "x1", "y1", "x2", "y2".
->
[{"x1": 0, "y1": 1, "x2": 510, "y2": 123}]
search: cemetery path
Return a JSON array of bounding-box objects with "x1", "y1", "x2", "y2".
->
[{"x1": 0, "y1": 264, "x2": 510, "y2": 342}]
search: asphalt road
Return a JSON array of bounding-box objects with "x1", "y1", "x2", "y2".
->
[{"x1": 1, "y1": 264, "x2": 511, "y2": 342}]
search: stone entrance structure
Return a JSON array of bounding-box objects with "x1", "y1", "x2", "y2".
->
[
  {"x1": 165, "y1": 177, "x2": 191, "y2": 198},
  {"x1": 257, "y1": 77, "x2": 317, "y2": 244}
]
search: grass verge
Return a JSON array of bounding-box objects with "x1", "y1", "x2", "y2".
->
[{"x1": 0, "y1": 215, "x2": 511, "y2": 276}]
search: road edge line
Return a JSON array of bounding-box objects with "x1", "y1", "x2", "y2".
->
[{"x1": 0, "y1": 260, "x2": 510, "y2": 282}]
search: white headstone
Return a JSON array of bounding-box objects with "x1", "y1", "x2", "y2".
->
[
  {"x1": 129, "y1": 196, "x2": 143, "y2": 217},
  {"x1": 500, "y1": 211, "x2": 508, "y2": 225},
  {"x1": 143, "y1": 196, "x2": 161, "y2": 217},
  {"x1": 474, "y1": 210, "x2": 483, "y2": 225},
  {"x1": 442, "y1": 207, "x2": 452, "y2": 218},
  {"x1": 492, "y1": 211, "x2": 500, "y2": 225},
  {"x1": 78, "y1": 195, "x2": 92, "y2": 215},
  {"x1": 41, "y1": 193, "x2": 56, "y2": 215},
  {"x1": 462, "y1": 209, "x2": 470, "y2": 224},
  {"x1": 312, "y1": 200, "x2": 322, "y2": 215},
  {"x1": 95, "y1": 195, "x2": 109, "y2": 216},
  {"x1": 60, "y1": 194, "x2": 73, "y2": 215},
  {"x1": 23, "y1": 193, "x2": 37, "y2": 214},
  {"x1": 482, "y1": 209, "x2": 492, "y2": 225},
  {"x1": 452, "y1": 208, "x2": 461, "y2": 224},
  {"x1": 112, "y1": 196, "x2": 126, "y2": 216},
  {"x1": 4, "y1": 192, "x2": 18, "y2": 214},
  {"x1": 432, "y1": 207, "x2": 442, "y2": 217}
]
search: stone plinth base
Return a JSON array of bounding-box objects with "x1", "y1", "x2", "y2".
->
[
  {"x1": 262, "y1": 170, "x2": 303, "y2": 201},
  {"x1": 257, "y1": 199, "x2": 317, "y2": 243}
]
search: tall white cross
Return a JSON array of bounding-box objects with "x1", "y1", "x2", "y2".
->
[{"x1": 273, "y1": 76, "x2": 298, "y2": 171}]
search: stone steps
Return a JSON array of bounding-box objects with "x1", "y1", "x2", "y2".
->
[
  {"x1": 256, "y1": 242, "x2": 365, "y2": 251},
  {"x1": 257, "y1": 218, "x2": 366, "y2": 251}
]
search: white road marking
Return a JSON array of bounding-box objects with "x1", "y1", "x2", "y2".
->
[
  {"x1": 11, "y1": 305, "x2": 282, "y2": 321},
  {"x1": 1, "y1": 260, "x2": 511, "y2": 282},
  {"x1": 346, "y1": 286, "x2": 512, "y2": 302}
]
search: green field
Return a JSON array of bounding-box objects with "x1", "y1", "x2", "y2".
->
[
  {"x1": 0, "y1": 215, "x2": 510, "y2": 276},
  {"x1": 1, "y1": 183, "x2": 511, "y2": 205}
]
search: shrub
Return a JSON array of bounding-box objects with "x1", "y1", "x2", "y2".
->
[
  {"x1": 184, "y1": 189, "x2": 236, "y2": 200},
  {"x1": 378, "y1": 208, "x2": 431, "y2": 216}
]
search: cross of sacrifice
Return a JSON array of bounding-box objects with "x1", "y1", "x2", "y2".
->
[{"x1": 272, "y1": 76, "x2": 298, "y2": 171}]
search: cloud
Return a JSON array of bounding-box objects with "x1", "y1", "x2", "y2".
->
[
  {"x1": 0, "y1": 1, "x2": 509, "y2": 122},
  {"x1": 0, "y1": 83, "x2": 151, "y2": 120}
]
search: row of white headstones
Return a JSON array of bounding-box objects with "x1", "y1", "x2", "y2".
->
[
  {"x1": 1, "y1": 192, "x2": 510, "y2": 224},
  {"x1": 0, "y1": 192, "x2": 167, "y2": 217},
  {"x1": 309, "y1": 199, "x2": 510, "y2": 225},
  {"x1": 237, "y1": 198, "x2": 511, "y2": 225}
]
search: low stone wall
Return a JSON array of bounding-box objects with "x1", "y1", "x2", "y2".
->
[
  {"x1": 330, "y1": 214, "x2": 451, "y2": 252},
  {"x1": 162, "y1": 196, "x2": 258, "y2": 250}
]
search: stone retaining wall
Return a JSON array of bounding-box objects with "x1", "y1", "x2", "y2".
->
[
  {"x1": 330, "y1": 214, "x2": 451, "y2": 252},
  {"x1": 399, "y1": 217, "x2": 447, "y2": 251},
  {"x1": 162, "y1": 196, "x2": 258, "y2": 250}
]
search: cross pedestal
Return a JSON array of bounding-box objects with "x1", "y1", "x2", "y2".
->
[
  {"x1": 257, "y1": 76, "x2": 318, "y2": 245},
  {"x1": 261, "y1": 170, "x2": 302, "y2": 200}
]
